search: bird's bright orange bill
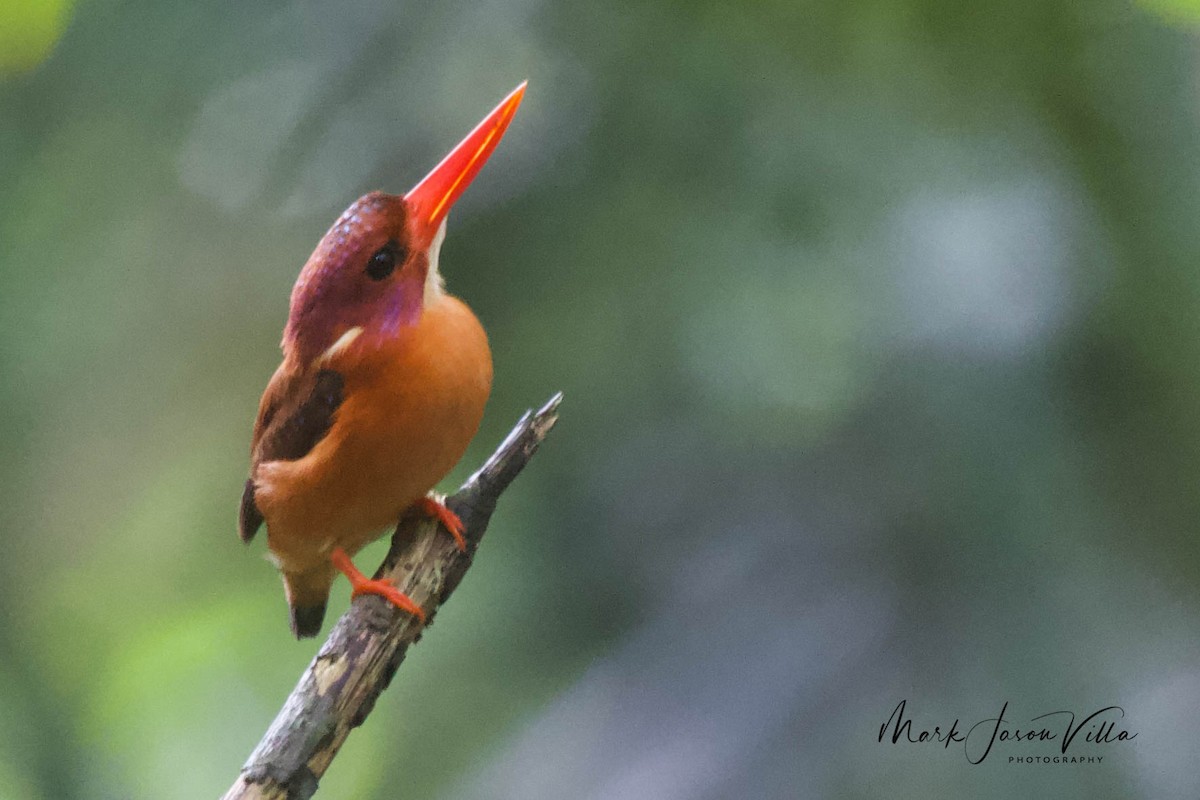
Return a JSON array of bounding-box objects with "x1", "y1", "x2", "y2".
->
[{"x1": 405, "y1": 81, "x2": 527, "y2": 245}]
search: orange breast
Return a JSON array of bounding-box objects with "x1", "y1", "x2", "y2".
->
[{"x1": 257, "y1": 294, "x2": 491, "y2": 574}]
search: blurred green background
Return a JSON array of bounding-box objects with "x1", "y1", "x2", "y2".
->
[{"x1": 3, "y1": 0, "x2": 1200, "y2": 797}]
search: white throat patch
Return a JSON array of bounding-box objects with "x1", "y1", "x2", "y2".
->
[{"x1": 424, "y1": 218, "x2": 448, "y2": 306}]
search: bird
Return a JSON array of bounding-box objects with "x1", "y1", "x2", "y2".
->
[{"x1": 238, "y1": 83, "x2": 526, "y2": 638}]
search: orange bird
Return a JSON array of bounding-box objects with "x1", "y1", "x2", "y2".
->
[{"x1": 238, "y1": 83, "x2": 526, "y2": 638}]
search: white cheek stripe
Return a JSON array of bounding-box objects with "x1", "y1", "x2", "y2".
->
[{"x1": 319, "y1": 326, "x2": 363, "y2": 363}]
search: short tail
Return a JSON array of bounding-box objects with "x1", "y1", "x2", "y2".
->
[{"x1": 282, "y1": 567, "x2": 335, "y2": 638}]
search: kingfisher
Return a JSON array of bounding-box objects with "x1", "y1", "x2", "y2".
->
[{"x1": 238, "y1": 83, "x2": 525, "y2": 638}]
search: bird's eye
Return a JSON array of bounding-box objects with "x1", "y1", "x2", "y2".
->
[{"x1": 365, "y1": 240, "x2": 405, "y2": 281}]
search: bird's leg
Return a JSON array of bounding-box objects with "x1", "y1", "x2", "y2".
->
[
  {"x1": 329, "y1": 547, "x2": 426, "y2": 623},
  {"x1": 415, "y1": 495, "x2": 467, "y2": 552}
]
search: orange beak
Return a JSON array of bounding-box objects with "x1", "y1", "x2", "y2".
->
[{"x1": 405, "y1": 81, "x2": 527, "y2": 249}]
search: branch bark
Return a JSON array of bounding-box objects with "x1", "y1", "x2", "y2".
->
[{"x1": 222, "y1": 393, "x2": 563, "y2": 800}]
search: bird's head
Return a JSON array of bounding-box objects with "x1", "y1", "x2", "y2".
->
[{"x1": 283, "y1": 82, "x2": 525, "y2": 364}]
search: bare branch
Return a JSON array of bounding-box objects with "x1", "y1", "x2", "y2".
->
[{"x1": 222, "y1": 393, "x2": 563, "y2": 800}]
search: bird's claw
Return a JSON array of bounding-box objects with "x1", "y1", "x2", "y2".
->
[
  {"x1": 416, "y1": 496, "x2": 467, "y2": 552},
  {"x1": 350, "y1": 577, "x2": 426, "y2": 622},
  {"x1": 330, "y1": 546, "x2": 426, "y2": 623}
]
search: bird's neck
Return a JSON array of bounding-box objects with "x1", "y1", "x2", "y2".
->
[{"x1": 289, "y1": 289, "x2": 470, "y2": 375}]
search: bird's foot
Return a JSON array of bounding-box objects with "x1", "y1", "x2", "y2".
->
[
  {"x1": 330, "y1": 546, "x2": 426, "y2": 623},
  {"x1": 416, "y1": 496, "x2": 467, "y2": 552}
]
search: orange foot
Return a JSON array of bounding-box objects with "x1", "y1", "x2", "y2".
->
[
  {"x1": 416, "y1": 496, "x2": 467, "y2": 552},
  {"x1": 330, "y1": 546, "x2": 426, "y2": 623}
]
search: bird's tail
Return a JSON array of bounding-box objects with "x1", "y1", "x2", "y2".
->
[{"x1": 282, "y1": 566, "x2": 335, "y2": 639}]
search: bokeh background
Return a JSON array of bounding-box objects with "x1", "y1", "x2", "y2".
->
[{"x1": 3, "y1": 0, "x2": 1200, "y2": 797}]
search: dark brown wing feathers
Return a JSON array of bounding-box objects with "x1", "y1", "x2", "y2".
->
[
  {"x1": 238, "y1": 368, "x2": 345, "y2": 543},
  {"x1": 238, "y1": 479, "x2": 263, "y2": 543}
]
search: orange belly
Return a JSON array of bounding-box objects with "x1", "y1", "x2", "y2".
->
[{"x1": 256, "y1": 294, "x2": 491, "y2": 575}]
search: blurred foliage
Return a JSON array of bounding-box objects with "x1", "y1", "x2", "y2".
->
[
  {"x1": 0, "y1": 0, "x2": 71, "y2": 75},
  {"x1": 1141, "y1": 0, "x2": 1200, "y2": 24},
  {"x1": 3, "y1": 0, "x2": 1200, "y2": 798}
]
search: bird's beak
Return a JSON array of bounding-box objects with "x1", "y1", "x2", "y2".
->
[{"x1": 405, "y1": 81, "x2": 527, "y2": 249}]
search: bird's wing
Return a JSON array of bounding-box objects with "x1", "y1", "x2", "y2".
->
[{"x1": 238, "y1": 365, "x2": 345, "y2": 542}]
